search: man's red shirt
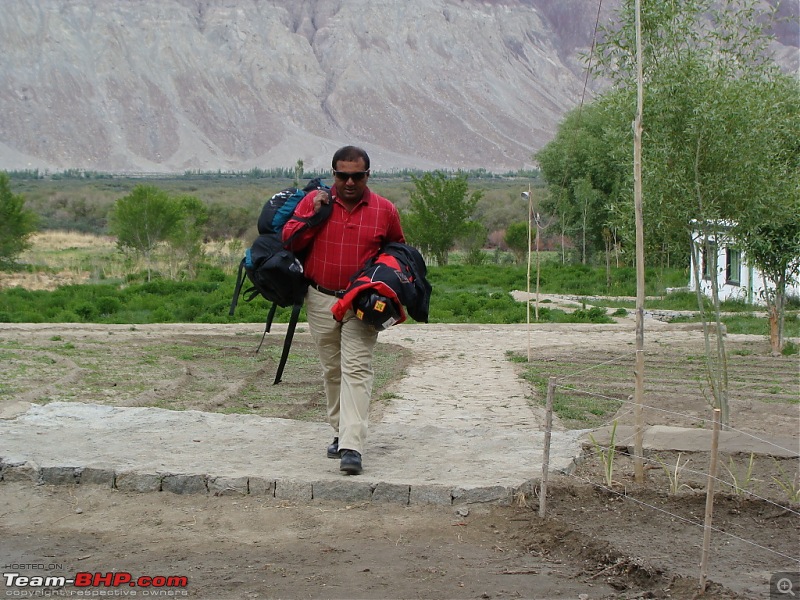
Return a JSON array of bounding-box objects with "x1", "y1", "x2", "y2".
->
[{"x1": 282, "y1": 187, "x2": 405, "y2": 291}]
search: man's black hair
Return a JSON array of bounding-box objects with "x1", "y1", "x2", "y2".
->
[{"x1": 332, "y1": 146, "x2": 370, "y2": 171}]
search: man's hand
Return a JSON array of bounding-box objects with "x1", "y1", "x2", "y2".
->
[{"x1": 313, "y1": 190, "x2": 330, "y2": 213}]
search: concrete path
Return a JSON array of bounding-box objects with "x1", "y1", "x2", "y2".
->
[
  {"x1": 0, "y1": 323, "x2": 585, "y2": 506},
  {"x1": 590, "y1": 424, "x2": 799, "y2": 458},
  {"x1": 1, "y1": 323, "x2": 794, "y2": 506}
]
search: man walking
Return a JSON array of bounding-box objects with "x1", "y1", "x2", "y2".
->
[{"x1": 283, "y1": 146, "x2": 405, "y2": 475}]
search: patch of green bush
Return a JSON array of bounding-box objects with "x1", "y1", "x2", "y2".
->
[
  {"x1": 428, "y1": 289, "x2": 526, "y2": 324},
  {"x1": 0, "y1": 262, "x2": 701, "y2": 326},
  {"x1": 96, "y1": 296, "x2": 121, "y2": 315},
  {"x1": 71, "y1": 301, "x2": 98, "y2": 321}
]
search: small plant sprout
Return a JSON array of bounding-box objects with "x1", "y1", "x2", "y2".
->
[
  {"x1": 588, "y1": 420, "x2": 618, "y2": 488},
  {"x1": 513, "y1": 489, "x2": 531, "y2": 508},
  {"x1": 723, "y1": 452, "x2": 758, "y2": 497},
  {"x1": 656, "y1": 452, "x2": 693, "y2": 494},
  {"x1": 771, "y1": 459, "x2": 800, "y2": 504}
]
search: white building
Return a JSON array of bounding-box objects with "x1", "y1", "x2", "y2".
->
[{"x1": 688, "y1": 222, "x2": 800, "y2": 306}]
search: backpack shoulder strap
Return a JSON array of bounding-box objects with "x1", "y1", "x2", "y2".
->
[
  {"x1": 229, "y1": 257, "x2": 247, "y2": 316},
  {"x1": 273, "y1": 303, "x2": 303, "y2": 385},
  {"x1": 252, "y1": 301, "x2": 301, "y2": 384},
  {"x1": 283, "y1": 200, "x2": 333, "y2": 247},
  {"x1": 254, "y1": 302, "x2": 279, "y2": 354}
]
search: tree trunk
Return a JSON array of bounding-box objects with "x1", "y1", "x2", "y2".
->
[
  {"x1": 765, "y1": 273, "x2": 785, "y2": 356},
  {"x1": 603, "y1": 229, "x2": 612, "y2": 291},
  {"x1": 769, "y1": 303, "x2": 780, "y2": 355},
  {"x1": 708, "y1": 246, "x2": 730, "y2": 427},
  {"x1": 581, "y1": 211, "x2": 588, "y2": 265}
]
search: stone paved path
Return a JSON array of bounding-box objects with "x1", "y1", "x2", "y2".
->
[{"x1": 379, "y1": 324, "x2": 547, "y2": 429}]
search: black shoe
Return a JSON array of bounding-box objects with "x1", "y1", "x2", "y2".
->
[
  {"x1": 327, "y1": 437, "x2": 340, "y2": 459},
  {"x1": 339, "y1": 450, "x2": 363, "y2": 475}
]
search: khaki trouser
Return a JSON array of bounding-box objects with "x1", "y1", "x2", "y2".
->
[{"x1": 305, "y1": 286, "x2": 379, "y2": 454}]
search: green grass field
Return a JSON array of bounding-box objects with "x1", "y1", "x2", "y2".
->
[{"x1": 2, "y1": 231, "x2": 797, "y2": 347}]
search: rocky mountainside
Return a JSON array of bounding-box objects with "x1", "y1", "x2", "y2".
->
[{"x1": 0, "y1": 0, "x2": 796, "y2": 174}]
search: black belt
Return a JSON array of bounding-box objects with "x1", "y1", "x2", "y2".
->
[{"x1": 311, "y1": 283, "x2": 345, "y2": 298}]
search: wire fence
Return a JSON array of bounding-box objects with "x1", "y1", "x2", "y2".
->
[{"x1": 531, "y1": 346, "x2": 800, "y2": 588}]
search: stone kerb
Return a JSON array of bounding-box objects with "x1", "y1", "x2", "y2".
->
[{"x1": 0, "y1": 458, "x2": 524, "y2": 507}]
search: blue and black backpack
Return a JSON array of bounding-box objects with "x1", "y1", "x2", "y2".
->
[{"x1": 229, "y1": 178, "x2": 331, "y2": 384}]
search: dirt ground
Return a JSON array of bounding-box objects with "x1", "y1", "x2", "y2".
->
[{"x1": 1, "y1": 320, "x2": 798, "y2": 600}]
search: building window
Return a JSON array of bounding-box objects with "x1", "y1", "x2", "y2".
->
[
  {"x1": 702, "y1": 242, "x2": 717, "y2": 281},
  {"x1": 726, "y1": 248, "x2": 741, "y2": 285}
]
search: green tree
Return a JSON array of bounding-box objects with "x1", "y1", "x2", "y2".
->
[
  {"x1": 403, "y1": 171, "x2": 482, "y2": 265},
  {"x1": 167, "y1": 194, "x2": 209, "y2": 280},
  {"x1": 457, "y1": 220, "x2": 488, "y2": 265},
  {"x1": 602, "y1": 0, "x2": 797, "y2": 355},
  {"x1": 535, "y1": 99, "x2": 629, "y2": 265},
  {"x1": 540, "y1": 0, "x2": 795, "y2": 278},
  {"x1": 585, "y1": 0, "x2": 797, "y2": 421},
  {"x1": 109, "y1": 185, "x2": 182, "y2": 281},
  {"x1": 593, "y1": 0, "x2": 790, "y2": 239},
  {"x1": 504, "y1": 221, "x2": 530, "y2": 264},
  {"x1": 0, "y1": 173, "x2": 38, "y2": 269},
  {"x1": 726, "y1": 74, "x2": 800, "y2": 354},
  {"x1": 742, "y1": 217, "x2": 800, "y2": 353}
]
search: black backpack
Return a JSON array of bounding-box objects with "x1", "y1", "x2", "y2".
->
[{"x1": 229, "y1": 178, "x2": 331, "y2": 384}]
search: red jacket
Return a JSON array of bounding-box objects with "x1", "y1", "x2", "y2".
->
[{"x1": 331, "y1": 243, "x2": 432, "y2": 325}]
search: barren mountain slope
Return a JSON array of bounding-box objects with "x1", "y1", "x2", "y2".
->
[{"x1": 0, "y1": 0, "x2": 795, "y2": 174}]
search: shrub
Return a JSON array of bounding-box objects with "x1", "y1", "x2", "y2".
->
[
  {"x1": 71, "y1": 301, "x2": 98, "y2": 321},
  {"x1": 55, "y1": 310, "x2": 80, "y2": 322},
  {"x1": 202, "y1": 267, "x2": 227, "y2": 282},
  {"x1": 96, "y1": 296, "x2": 121, "y2": 315},
  {"x1": 151, "y1": 307, "x2": 174, "y2": 322}
]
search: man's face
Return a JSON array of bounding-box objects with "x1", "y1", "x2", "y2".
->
[{"x1": 332, "y1": 158, "x2": 370, "y2": 204}]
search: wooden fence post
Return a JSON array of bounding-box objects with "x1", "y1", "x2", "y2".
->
[{"x1": 539, "y1": 377, "x2": 556, "y2": 517}]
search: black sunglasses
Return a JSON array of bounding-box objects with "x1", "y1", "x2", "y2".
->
[{"x1": 333, "y1": 170, "x2": 370, "y2": 182}]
